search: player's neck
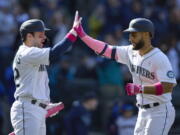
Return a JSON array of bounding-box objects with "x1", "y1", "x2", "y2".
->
[{"x1": 139, "y1": 43, "x2": 153, "y2": 56}]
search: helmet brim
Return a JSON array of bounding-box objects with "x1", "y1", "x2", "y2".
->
[
  {"x1": 123, "y1": 28, "x2": 138, "y2": 33},
  {"x1": 44, "y1": 28, "x2": 51, "y2": 31}
]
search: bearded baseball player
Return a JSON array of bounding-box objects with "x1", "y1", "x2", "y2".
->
[
  {"x1": 74, "y1": 17, "x2": 177, "y2": 135},
  {"x1": 10, "y1": 11, "x2": 81, "y2": 135}
]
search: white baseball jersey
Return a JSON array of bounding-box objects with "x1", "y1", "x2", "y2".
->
[
  {"x1": 116, "y1": 45, "x2": 176, "y2": 105},
  {"x1": 12, "y1": 44, "x2": 51, "y2": 101}
]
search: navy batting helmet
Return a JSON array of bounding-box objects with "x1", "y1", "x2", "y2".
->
[
  {"x1": 124, "y1": 18, "x2": 154, "y2": 38},
  {"x1": 20, "y1": 19, "x2": 50, "y2": 41}
]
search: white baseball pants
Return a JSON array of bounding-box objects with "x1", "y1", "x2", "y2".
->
[
  {"x1": 134, "y1": 102, "x2": 175, "y2": 135},
  {"x1": 10, "y1": 99, "x2": 47, "y2": 135}
]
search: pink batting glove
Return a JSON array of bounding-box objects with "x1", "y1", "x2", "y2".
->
[
  {"x1": 125, "y1": 83, "x2": 143, "y2": 96},
  {"x1": 74, "y1": 23, "x2": 86, "y2": 38},
  {"x1": 73, "y1": 14, "x2": 86, "y2": 38},
  {"x1": 46, "y1": 102, "x2": 64, "y2": 118},
  {"x1": 8, "y1": 132, "x2": 15, "y2": 135}
]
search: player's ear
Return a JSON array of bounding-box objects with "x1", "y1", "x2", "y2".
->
[{"x1": 143, "y1": 32, "x2": 150, "y2": 39}]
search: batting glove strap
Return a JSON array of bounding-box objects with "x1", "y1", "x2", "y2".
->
[
  {"x1": 66, "y1": 29, "x2": 77, "y2": 42},
  {"x1": 69, "y1": 29, "x2": 77, "y2": 37}
]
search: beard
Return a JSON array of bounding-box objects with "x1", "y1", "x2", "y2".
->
[{"x1": 132, "y1": 39, "x2": 145, "y2": 50}]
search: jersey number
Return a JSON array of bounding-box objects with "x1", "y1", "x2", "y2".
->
[{"x1": 14, "y1": 68, "x2": 20, "y2": 87}]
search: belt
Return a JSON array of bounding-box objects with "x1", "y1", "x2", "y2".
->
[
  {"x1": 16, "y1": 97, "x2": 47, "y2": 109},
  {"x1": 31, "y1": 99, "x2": 47, "y2": 109},
  {"x1": 137, "y1": 102, "x2": 160, "y2": 109}
]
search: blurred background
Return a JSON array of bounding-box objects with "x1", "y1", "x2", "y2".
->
[{"x1": 0, "y1": 0, "x2": 179, "y2": 135}]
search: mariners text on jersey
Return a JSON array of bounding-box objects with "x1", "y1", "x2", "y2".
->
[{"x1": 129, "y1": 62, "x2": 155, "y2": 80}]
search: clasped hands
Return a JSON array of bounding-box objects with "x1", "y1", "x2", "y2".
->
[{"x1": 71, "y1": 11, "x2": 86, "y2": 38}]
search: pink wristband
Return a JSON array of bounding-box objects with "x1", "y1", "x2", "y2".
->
[
  {"x1": 154, "y1": 82, "x2": 163, "y2": 95},
  {"x1": 66, "y1": 33, "x2": 77, "y2": 42}
]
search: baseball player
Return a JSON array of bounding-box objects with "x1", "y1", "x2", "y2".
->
[
  {"x1": 74, "y1": 18, "x2": 177, "y2": 135},
  {"x1": 10, "y1": 11, "x2": 81, "y2": 135}
]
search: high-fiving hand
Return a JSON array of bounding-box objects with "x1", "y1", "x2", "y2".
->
[
  {"x1": 73, "y1": 11, "x2": 82, "y2": 29},
  {"x1": 73, "y1": 11, "x2": 86, "y2": 38},
  {"x1": 69, "y1": 11, "x2": 82, "y2": 37}
]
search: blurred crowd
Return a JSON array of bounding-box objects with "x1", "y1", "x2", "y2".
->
[{"x1": 0, "y1": 0, "x2": 180, "y2": 135}]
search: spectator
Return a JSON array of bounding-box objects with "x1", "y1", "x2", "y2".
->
[
  {"x1": 0, "y1": 104, "x2": 3, "y2": 135},
  {"x1": 29, "y1": 6, "x2": 41, "y2": 19},
  {"x1": 104, "y1": 0, "x2": 123, "y2": 28},
  {"x1": 166, "y1": 34, "x2": 180, "y2": 81},
  {"x1": 64, "y1": 92, "x2": 98, "y2": 135},
  {"x1": 88, "y1": 4, "x2": 105, "y2": 38},
  {"x1": 52, "y1": 9, "x2": 69, "y2": 44},
  {"x1": 115, "y1": 103, "x2": 137, "y2": 135},
  {"x1": 48, "y1": 56, "x2": 76, "y2": 102},
  {"x1": 0, "y1": 3, "x2": 17, "y2": 50}
]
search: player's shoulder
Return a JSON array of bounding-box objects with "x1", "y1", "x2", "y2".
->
[
  {"x1": 152, "y1": 48, "x2": 168, "y2": 59},
  {"x1": 18, "y1": 45, "x2": 48, "y2": 57},
  {"x1": 151, "y1": 48, "x2": 170, "y2": 63},
  {"x1": 14, "y1": 45, "x2": 40, "y2": 64},
  {"x1": 17, "y1": 44, "x2": 35, "y2": 54}
]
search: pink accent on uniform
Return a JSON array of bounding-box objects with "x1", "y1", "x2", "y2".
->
[
  {"x1": 46, "y1": 103, "x2": 64, "y2": 117},
  {"x1": 66, "y1": 33, "x2": 77, "y2": 42},
  {"x1": 74, "y1": 24, "x2": 114, "y2": 59},
  {"x1": 154, "y1": 82, "x2": 163, "y2": 95},
  {"x1": 74, "y1": 24, "x2": 86, "y2": 38},
  {"x1": 125, "y1": 83, "x2": 142, "y2": 96},
  {"x1": 8, "y1": 132, "x2": 15, "y2": 135}
]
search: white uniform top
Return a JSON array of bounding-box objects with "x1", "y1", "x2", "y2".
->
[
  {"x1": 12, "y1": 44, "x2": 51, "y2": 102},
  {"x1": 116, "y1": 45, "x2": 176, "y2": 105}
]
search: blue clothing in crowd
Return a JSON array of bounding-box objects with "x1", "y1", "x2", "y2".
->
[{"x1": 64, "y1": 101, "x2": 92, "y2": 135}]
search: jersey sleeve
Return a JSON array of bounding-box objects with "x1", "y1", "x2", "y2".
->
[
  {"x1": 23, "y1": 47, "x2": 50, "y2": 65},
  {"x1": 154, "y1": 52, "x2": 177, "y2": 84},
  {"x1": 115, "y1": 45, "x2": 131, "y2": 65}
]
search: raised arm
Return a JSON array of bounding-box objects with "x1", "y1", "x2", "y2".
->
[
  {"x1": 74, "y1": 21, "x2": 117, "y2": 60},
  {"x1": 49, "y1": 11, "x2": 81, "y2": 64}
]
